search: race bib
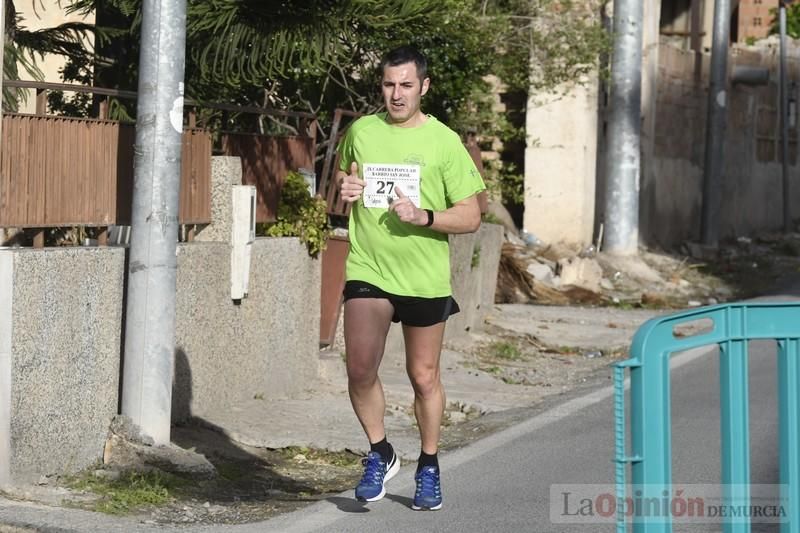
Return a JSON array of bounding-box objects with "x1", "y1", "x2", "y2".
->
[{"x1": 362, "y1": 164, "x2": 421, "y2": 208}]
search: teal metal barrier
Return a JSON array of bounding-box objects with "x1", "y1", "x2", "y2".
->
[{"x1": 614, "y1": 302, "x2": 800, "y2": 533}]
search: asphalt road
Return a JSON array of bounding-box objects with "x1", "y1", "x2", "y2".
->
[{"x1": 245, "y1": 342, "x2": 781, "y2": 533}]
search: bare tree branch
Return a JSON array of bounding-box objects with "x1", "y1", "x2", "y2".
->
[{"x1": 265, "y1": 113, "x2": 298, "y2": 136}]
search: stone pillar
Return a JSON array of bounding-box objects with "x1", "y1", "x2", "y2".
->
[
  {"x1": 524, "y1": 80, "x2": 599, "y2": 245},
  {"x1": 195, "y1": 156, "x2": 242, "y2": 243}
]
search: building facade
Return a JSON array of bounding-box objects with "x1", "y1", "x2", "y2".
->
[{"x1": 737, "y1": 0, "x2": 780, "y2": 43}]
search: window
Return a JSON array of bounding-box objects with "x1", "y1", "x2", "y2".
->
[
  {"x1": 754, "y1": 17, "x2": 762, "y2": 26},
  {"x1": 754, "y1": 0, "x2": 762, "y2": 4}
]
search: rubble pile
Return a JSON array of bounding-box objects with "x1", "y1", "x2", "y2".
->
[{"x1": 493, "y1": 230, "x2": 772, "y2": 309}]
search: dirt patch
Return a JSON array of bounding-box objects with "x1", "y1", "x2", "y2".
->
[
  {"x1": 693, "y1": 234, "x2": 800, "y2": 298},
  {"x1": 54, "y1": 427, "x2": 363, "y2": 526},
  {"x1": 464, "y1": 325, "x2": 626, "y2": 389}
]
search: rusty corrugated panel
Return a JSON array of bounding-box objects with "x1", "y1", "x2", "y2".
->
[
  {"x1": 319, "y1": 236, "x2": 349, "y2": 346},
  {"x1": 0, "y1": 114, "x2": 211, "y2": 227},
  {"x1": 221, "y1": 133, "x2": 314, "y2": 223}
]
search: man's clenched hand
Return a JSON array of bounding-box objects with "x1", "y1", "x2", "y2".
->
[
  {"x1": 339, "y1": 162, "x2": 366, "y2": 203},
  {"x1": 388, "y1": 186, "x2": 427, "y2": 226}
]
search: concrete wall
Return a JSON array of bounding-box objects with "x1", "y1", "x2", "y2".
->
[
  {"x1": 0, "y1": 155, "x2": 320, "y2": 485},
  {"x1": 0, "y1": 237, "x2": 320, "y2": 486},
  {"x1": 530, "y1": 36, "x2": 800, "y2": 248},
  {"x1": 0, "y1": 149, "x2": 489, "y2": 484},
  {"x1": 195, "y1": 156, "x2": 241, "y2": 243},
  {"x1": 524, "y1": 81, "x2": 599, "y2": 244},
  {"x1": 641, "y1": 42, "x2": 800, "y2": 247},
  {"x1": 447, "y1": 223, "x2": 504, "y2": 339},
  {"x1": 0, "y1": 254, "x2": 10, "y2": 487},
  {"x1": 0, "y1": 247, "x2": 125, "y2": 485},
  {"x1": 173, "y1": 238, "x2": 320, "y2": 422},
  {"x1": 659, "y1": 0, "x2": 714, "y2": 51},
  {"x1": 175, "y1": 155, "x2": 322, "y2": 418}
]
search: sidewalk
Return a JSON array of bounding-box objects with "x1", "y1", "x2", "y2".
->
[{"x1": 186, "y1": 304, "x2": 658, "y2": 460}]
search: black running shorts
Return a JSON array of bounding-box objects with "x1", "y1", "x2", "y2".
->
[{"x1": 343, "y1": 280, "x2": 460, "y2": 327}]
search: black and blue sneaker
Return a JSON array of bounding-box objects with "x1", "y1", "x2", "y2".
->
[
  {"x1": 412, "y1": 465, "x2": 443, "y2": 510},
  {"x1": 355, "y1": 451, "x2": 399, "y2": 502}
]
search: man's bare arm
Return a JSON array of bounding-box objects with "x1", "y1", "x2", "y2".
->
[
  {"x1": 426, "y1": 195, "x2": 481, "y2": 234},
  {"x1": 389, "y1": 188, "x2": 481, "y2": 235}
]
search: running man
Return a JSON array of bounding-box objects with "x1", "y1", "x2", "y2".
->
[{"x1": 337, "y1": 45, "x2": 485, "y2": 511}]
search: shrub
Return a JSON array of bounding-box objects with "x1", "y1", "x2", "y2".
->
[{"x1": 260, "y1": 171, "x2": 331, "y2": 257}]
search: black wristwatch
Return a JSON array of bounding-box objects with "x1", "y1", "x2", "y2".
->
[{"x1": 424, "y1": 209, "x2": 434, "y2": 227}]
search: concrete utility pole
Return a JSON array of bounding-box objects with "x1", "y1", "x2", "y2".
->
[
  {"x1": 603, "y1": 0, "x2": 643, "y2": 255},
  {"x1": 700, "y1": 0, "x2": 731, "y2": 246},
  {"x1": 780, "y1": 1, "x2": 792, "y2": 232},
  {"x1": 122, "y1": 0, "x2": 187, "y2": 445}
]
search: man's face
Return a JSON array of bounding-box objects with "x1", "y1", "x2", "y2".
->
[{"x1": 381, "y1": 62, "x2": 430, "y2": 127}]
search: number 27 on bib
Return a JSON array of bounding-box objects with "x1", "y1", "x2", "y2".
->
[{"x1": 362, "y1": 163, "x2": 421, "y2": 208}]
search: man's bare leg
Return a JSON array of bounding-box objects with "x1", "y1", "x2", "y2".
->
[
  {"x1": 344, "y1": 298, "x2": 394, "y2": 443},
  {"x1": 403, "y1": 322, "x2": 447, "y2": 454}
]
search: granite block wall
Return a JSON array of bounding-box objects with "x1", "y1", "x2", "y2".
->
[
  {"x1": 172, "y1": 238, "x2": 321, "y2": 422},
  {"x1": 0, "y1": 236, "x2": 321, "y2": 485},
  {"x1": 0, "y1": 247, "x2": 124, "y2": 486}
]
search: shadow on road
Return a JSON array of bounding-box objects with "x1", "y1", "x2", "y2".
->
[
  {"x1": 384, "y1": 492, "x2": 414, "y2": 509},
  {"x1": 325, "y1": 496, "x2": 370, "y2": 513}
]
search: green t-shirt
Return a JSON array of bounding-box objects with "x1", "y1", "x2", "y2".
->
[{"x1": 337, "y1": 113, "x2": 485, "y2": 297}]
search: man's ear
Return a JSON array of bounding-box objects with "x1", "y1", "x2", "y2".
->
[{"x1": 420, "y1": 77, "x2": 430, "y2": 96}]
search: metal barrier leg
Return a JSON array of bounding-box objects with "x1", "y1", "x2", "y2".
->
[
  {"x1": 779, "y1": 338, "x2": 800, "y2": 533},
  {"x1": 615, "y1": 362, "x2": 644, "y2": 533},
  {"x1": 615, "y1": 365, "x2": 629, "y2": 533},
  {"x1": 631, "y1": 352, "x2": 672, "y2": 533},
  {"x1": 720, "y1": 338, "x2": 751, "y2": 533}
]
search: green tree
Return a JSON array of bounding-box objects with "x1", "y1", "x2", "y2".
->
[
  {"x1": 57, "y1": 0, "x2": 605, "y2": 125},
  {"x1": 46, "y1": 0, "x2": 608, "y2": 206},
  {"x1": 770, "y1": 2, "x2": 800, "y2": 39}
]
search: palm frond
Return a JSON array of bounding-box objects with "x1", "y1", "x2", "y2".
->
[
  {"x1": 13, "y1": 21, "x2": 98, "y2": 57},
  {"x1": 186, "y1": 0, "x2": 442, "y2": 84}
]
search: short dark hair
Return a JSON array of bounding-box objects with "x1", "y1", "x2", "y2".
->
[{"x1": 380, "y1": 46, "x2": 428, "y2": 82}]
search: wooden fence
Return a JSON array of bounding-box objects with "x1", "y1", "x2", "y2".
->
[
  {"x1": 0, "y1": 114, "x2": 211, "y2": 228},
  {"x1": 0, "y1": 80, "x2": 319, "y2": 242},
  {"x1": 318, "y1": 108, "x2": 362, "y2": 218}
]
